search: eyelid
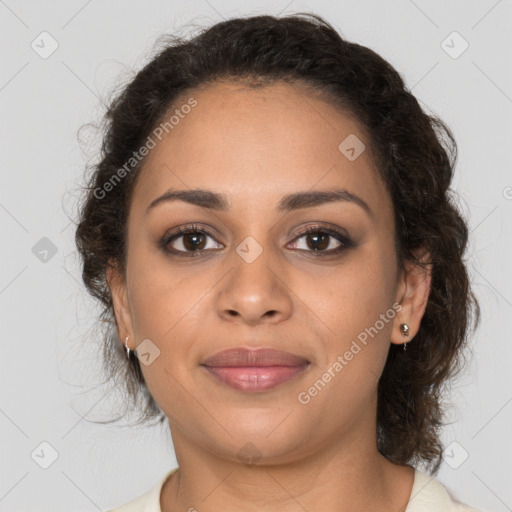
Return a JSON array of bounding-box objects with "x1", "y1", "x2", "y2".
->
[{"x1": 289, "y1": 222, "x2": 350, "y2": 240}]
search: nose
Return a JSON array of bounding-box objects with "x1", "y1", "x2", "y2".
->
[{"x1": 216, "y1": 250, "x2": 293, "y2": 326}]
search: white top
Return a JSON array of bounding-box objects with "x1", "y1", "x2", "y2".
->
[{"x1": 107, "y1": 467, "x2": 482, "y2": 512}]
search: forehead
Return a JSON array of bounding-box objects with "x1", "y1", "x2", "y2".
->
[{"x1": 130, "y1": 81, "x2": 392, "y2": 220}]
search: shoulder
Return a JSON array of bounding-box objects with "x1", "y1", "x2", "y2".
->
[
  {"x1": 106, "y1": 468, "x2": 178, "y2": 512},
  {"x1": 407, "y1": 468, "x2": 482, "y2": 512}
]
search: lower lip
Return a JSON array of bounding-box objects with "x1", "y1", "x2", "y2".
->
[{"x1": 202, "y1": 365, "x2": 309, "y2": 392}]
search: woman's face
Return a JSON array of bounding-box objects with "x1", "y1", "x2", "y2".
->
[{"x1": 108, "y1": 81, "x2": 427, "y2": 464}]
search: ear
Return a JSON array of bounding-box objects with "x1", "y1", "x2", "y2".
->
[
  {"x1": 391, "y1": 247, "x2": 432, "y2": 347},
  {"x1": 106, "y1": 258, "x2": 135, "y2": 352}
]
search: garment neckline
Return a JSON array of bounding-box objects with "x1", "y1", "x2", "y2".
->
[{"x1": 156, "y1": 466, "x2": 441, "y2": 512}]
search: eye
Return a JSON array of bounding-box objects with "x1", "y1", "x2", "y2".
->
[
  {"x1": 160, "y1": 224, "x2": 223, "y2": 256},
  {"x1": 288, "y1": 225, "x2": 352, "y2": 256},
  {"x1": 160, "y1": 223, "x2": 353, "y2": 258}
]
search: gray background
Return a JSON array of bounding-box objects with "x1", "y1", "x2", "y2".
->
[{"x1": 1, "y1": 0, "x2": 511, "y2": 511}]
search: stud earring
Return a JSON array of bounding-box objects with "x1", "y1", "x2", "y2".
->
[{"x1": 400, "y1": 323, "x2": 409, "y2": 351}]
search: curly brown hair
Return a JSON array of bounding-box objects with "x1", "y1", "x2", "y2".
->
[{"x1": 74, "y1": 12, "x2": 480, "y2": 474}]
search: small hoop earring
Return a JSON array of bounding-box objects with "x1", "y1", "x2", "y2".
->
[
  {"x1": 400, "y1": 323, "x2": 409, "y2": 351},
  {"x1": 125, "y1": 335, "x2": 131, "y2": 359}
]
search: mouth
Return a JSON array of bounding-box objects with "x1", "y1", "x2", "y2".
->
[{"x1": 200, "y1": 347, "x2": 310, "y2": 392}]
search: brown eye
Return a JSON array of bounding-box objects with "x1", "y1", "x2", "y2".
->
[
  {"x1": 161, "y1": 224, "x2": 223, "y2": 256},
  {"x1": 304, "y1": 231, "x2": 331, "y2": 251},
  {"x1": 288, "y1": 226, "x2": 352, "y2": 256},
  {"x1": 180, "y1": 231, "x2": 207, "y2": 251}
]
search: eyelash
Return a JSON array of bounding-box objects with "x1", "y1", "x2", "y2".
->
[{"x1": 159, "y1": 223, "x2": 353, "y2": 258}]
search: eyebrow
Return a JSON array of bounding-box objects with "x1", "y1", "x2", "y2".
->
[{"x1": 145, "y1": 187, "x2": 372, "y2": 216}]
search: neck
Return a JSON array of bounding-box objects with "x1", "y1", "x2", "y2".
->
[{"x1": 160, "y1": 423, "x2": 415, "y2": 512}]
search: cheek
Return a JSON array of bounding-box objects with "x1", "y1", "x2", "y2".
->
[
  {"x1": 298, "y1": 247, "x2": 397, "y2": 406},
  {"x1": 294, "y1": 258, "x2": 395, "y2": 424},
  {"x1": 127, "y1": 247, "x2": 205, "y2": 338},
  {"x1": 311, "y1": 246, "x2": 396, "y2": 341},
  {"x1": 125, "y1": 260, "x2": 205, "y2": 415},
  {"x1": 125, "y1": 249, "x2": 217, "y2": 382}
]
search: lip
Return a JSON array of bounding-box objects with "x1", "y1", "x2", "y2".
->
[{"x1": 201, "y1": 348, "x2": 310, "y2": 392}]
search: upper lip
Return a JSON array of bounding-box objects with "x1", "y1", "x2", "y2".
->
[{"x1": 201, "y1": 348, "x2": 309, "y2": 367}]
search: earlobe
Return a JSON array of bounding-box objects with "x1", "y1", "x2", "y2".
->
[
  {"x1": 106, "y1": 259, "x2": 134, "y2": 350},
  {"x1": 391, "y1": 249, "x2": 432, "y2": 347}
]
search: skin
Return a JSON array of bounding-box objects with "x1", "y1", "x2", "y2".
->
[{"x1": 107, "y1": 81, "x2": 431, "y2": 512}]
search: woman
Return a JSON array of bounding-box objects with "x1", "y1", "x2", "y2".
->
[{"x1": 75, "y1": 13, "x2": 481, "y2": 512}]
